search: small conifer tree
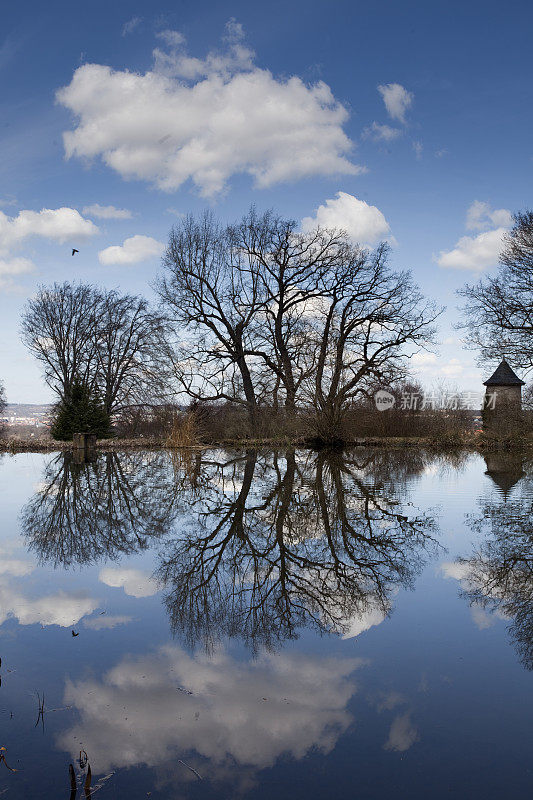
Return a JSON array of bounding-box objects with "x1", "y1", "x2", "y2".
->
[{"x1": 51, "y1": 381, "x2": 111, "y2": 441}]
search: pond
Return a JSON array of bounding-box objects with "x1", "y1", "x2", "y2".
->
[{"x1": 0, "y1": 447, "x2": 532, "y2": 798}]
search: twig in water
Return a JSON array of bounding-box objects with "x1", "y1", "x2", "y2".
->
[
  {"x1": 0, "y1": 747, "x2": 17, "y2": 772},
  {"x1": 34, "y1": 692, "x2": 45, "y2": 732},
  {"x1": 178, "y1": 760, "x2": 203, "y2": 781}
]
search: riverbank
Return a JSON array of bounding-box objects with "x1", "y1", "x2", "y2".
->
[{"x1": 2, "y1": 430, "x2": 533, "y2": 453}]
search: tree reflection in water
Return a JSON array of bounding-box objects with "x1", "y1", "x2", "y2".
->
[
  {"x1": 157, "y1": 448, "x2": 439, "y2": 652},
  {"x1": 21, "y1": 447, "x2": 440, "y2": 652},
  {"x1": 456, "y1": 457, "x2": 533, "y2": 669},
  {"x1": 21, "y1": 451, "x2": 180, "y2": 567}
]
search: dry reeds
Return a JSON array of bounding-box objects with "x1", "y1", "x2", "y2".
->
[{"x1": 166, "y1": 411, "x2": 199, "y2": 448}]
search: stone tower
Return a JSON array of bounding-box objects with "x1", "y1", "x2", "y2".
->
[{"x1": 482, "y1": 359, "x2": 525, "y2": 430}]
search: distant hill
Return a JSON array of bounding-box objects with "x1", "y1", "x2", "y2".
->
[{"x1": 2, "y1": 404, "x2": 52, "y2": 425}]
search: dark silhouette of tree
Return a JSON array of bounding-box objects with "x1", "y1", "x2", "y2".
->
[
  {"x1": 21, "y1": 283, "x2": 165, "y2": 419},
  {"x1": 158, "y1": 207, "x2": 440, "y2": 441},
  {"x1": 229, "y1": 207, "x2": 357, "y2": 412},
  {"x1": 457, "y1": 461, "x2": 533, "y2": 669},
  {"x1": 157, "y1": 212, "x2": 267, "y2": 430},
  {"x1": 21, "y1": 451, "x2": 180, "y2": 567},
  {"x1": 156, "y1": 448, "x2": 439, "y2": 652},
  {"x1": 459, "y1": 211, "x2": 533, "y2": 373},
  {"x1": 51, "y1": 380, "x2": 111, "y2": 440}
]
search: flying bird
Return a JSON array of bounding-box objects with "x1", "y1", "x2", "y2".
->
[
  {"x1": 72, "y1": 248, "x2": 79, "y2": 256},
  {"x1": 71, "y1": 630, "x2": 79, "y2": 637}
]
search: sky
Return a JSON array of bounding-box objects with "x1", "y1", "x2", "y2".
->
[{"x1": 1, "y1": 0, "x2": 532, "y2": 403}]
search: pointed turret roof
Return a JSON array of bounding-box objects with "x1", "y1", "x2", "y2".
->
[{"x1": 483, "y1": 359, "x2": 525, "y2": 387}]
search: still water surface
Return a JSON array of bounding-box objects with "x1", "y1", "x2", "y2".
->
[{"x1": 0, "y1": 447, "x2": 532, "y2": 798}]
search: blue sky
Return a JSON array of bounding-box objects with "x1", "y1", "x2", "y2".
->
[{"x1": 1, "y1": 0, "x2": 532, "y2": 402}]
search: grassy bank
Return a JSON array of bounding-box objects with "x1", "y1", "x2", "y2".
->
[{"x1": 2, "y1": 429, "x2": 533, "y2": 453}]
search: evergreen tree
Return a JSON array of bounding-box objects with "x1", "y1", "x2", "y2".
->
[{"x1": 51, "y1": 381, "x2": 111, "y2": 441}]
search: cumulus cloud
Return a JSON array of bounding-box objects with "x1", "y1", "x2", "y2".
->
[
  {"x1": 56, "y1": 24, "x2": 362, "y2": 196},
  {"x1": 362, "y1": 122, "x2": 401, "y2": 142},
  {"x1": 82, "y1": 203, "x2": 132, "y2": 219},
  {"x1": 437, "y1": 201, "x2": 513, "y2": 272},
  {"x1": 98, "y1": 235, "x2": 164, "y2": 266},
  {"x1": 384, "y1": 712, "x2": 419, "y2": 752},
  {"x1": 57, "y1": 645, "x2": 360, "y2": 775},
  {"x1": 301, "y1": 192, "x2": 392, "y2": 245},
  {"x1": 0, "y1": 576, "x2": 98, "y2": 627},
  {"x1": 0, "y1": 256, "x2": 34, "y2": 288},
  {"x1": 377, "y1": 83, "x2": 413, "y2": 124},
  {"x1": 465, "y1": 201, "x2": 513, "y2": 232},
  {"x1": 99, "y1": 567, "x2": 159, "y2": 597},
  {"x1": 437, "y1": 228, "x2": 506, "y2": 272},
  {"x1": 0, "y1": 207, "x2": 98, "y2": 252},
  {"x1": 341, "y1": 603, "x2": 388, "y2": 639},
  {"x1": 0, "y1": 557, "x2": 34, "y2": 577},
  {"x1": 0, "y1": 206, "x2": 97, "y2": 288}
]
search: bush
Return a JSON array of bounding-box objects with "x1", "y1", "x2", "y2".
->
[
  {"x1": 114, "y1": 404, "x2": 179, "y2": 439},
  {"x1": 51, "y1": 381, "x2": 111, "y2": 441}
]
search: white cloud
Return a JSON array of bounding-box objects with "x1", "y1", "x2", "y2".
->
[
  {"x1": 465, "y1": 201, "x2": 512, "y2": 232},
  {"x1": 0, "y1": 576, "x2": 98, "y2": 627},
  {"x1": 362, "y1": 122, "x2": 401, "y2": 142},
  {"x1": 0, "y1": 207, "x2": 98, "y2": 252},
  {"x1": 98, "y1": 235, "x2": 164, "y2": 266},
  {"x1": 412, "y1": 140, "x2": 423, "y2": 160},
  {"x1": 57, "y1": 645, "x2": 360, "y2": 775},
  {"x1": 82, "y1": 203, "x2": 132, "y2": 219},
  {"x1": 384, "y1": 712, "x2": 419, "y2": 752},
  {"x1": 411, "y1": 352, "x2": 438, "y2": 367},
  {"x1": 0, "y1": 206, "x2": 97, "y2": 289},
  {"x1": 56, "y1": 25, "x2": 362, "y2": 196},
  {"x1": 438, "y1": 201, "x2": 513, "y2": 272},
  {"x1": 0, "y1": 557, "x2": 34, "y2": 577},
  {"x1": 377, "y1": 83, "x2": 413, "y2": 124},
  {"x1": 122, "y1": 16, "x2": 142, "y2": 36},
  {"x1": 341, "y1": 604, "x2": 387, "y2": 639},
  {"x1": 99, "y1": 567, "x2": 159, "y2": 597},
  {"x1": 301, "y1": 192, "x2": 392, "y2": 245},
  {"x1": 439, "y1": 358, "x2": 464, "y2": 376},
  {"x1": 84, "y1": 614, "x2": 134, "y2": 630},
  {"x1": 437, "y1": 228, "x2": 506, "y2": 272},
  {"x1": 0, "y1": 256, "x2": 34, "y2": 279}
]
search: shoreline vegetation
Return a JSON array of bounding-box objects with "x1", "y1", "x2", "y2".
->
[{"x1": 2, "y1": 428, "x2": 533, "y2": 454}]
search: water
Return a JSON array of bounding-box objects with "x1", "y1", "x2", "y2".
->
[{"x1": 0, "y1": 447, "x2": 532, "y2": 798}]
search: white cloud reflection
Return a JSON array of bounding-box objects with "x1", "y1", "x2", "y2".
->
[
  {"x1": 58, "y1": 645, "x2": 361, "y2": 776},
  {"x1": 0, "y1": 576, "x2": 98, "y2": 628},
  {"x1": 99, "y1": 567, "x2": 159, "y2": 598}
]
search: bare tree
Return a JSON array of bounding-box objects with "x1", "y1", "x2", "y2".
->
[
  {"x1": 21, "y1": 282, "x2": 164, "y2": 416},
  {"x1": 306, "y1": 244, "x2": 440, "y2": 442},
  {"x1": 156, "y1": 212, "x2": 267, "y2": 429},
  {"x1": 459, "y1": 211, "x2": 533, "y2": 372},
  {"x1": 94, "y1": 291, "x2": 167, "y2": 414},
  {"x1": 158, "y1": 209, "x2": 438, "y2": 442},
  {"x1": 21, "y1": 283, "x2": 100, "y2": 402},
  {"x1": 157, "y1": 448, "x2": 438, "y2": 652},
  {"x1": 229, "y1": 208, "x2": 354, "y2": 412}
]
